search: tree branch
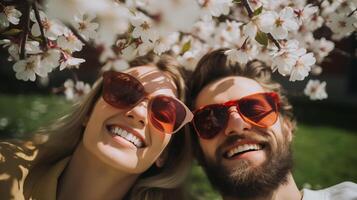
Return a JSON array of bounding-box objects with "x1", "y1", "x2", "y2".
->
[
  {"x1": 348, "y1": 8, "x2": 357, "y2": 17},
  {"x1": 32, "y1": 1, "x2": 48, "y2": 50},
  {"x1": 241, "y1": 0, "x2": 253, "y2": 18},
  {"x1": 20, "y1": 2, "x2": 31, "y2": 59},
  {"x1": 66, "y1": 24, "x2": 92, "y2": 48}
]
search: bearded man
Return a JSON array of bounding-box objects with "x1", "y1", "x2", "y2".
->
[{"x1": 188, "y1": 49, "x2": 357, "y2": 200}]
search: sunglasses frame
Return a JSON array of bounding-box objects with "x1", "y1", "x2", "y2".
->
[
  {"x1": 102, "y1": 71, "x2": 193, "y2": 134},
  {"x1": 192, "y1": 92, "x2": 280, "y2": 139}
]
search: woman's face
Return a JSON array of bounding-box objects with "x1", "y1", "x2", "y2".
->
[{"x1": 82, "y1": 66, "x2": 178, "y2": 173}]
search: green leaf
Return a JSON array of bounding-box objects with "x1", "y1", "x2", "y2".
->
[
  {"x1": 255, "y1": 31, "x2": 268, "y2": 46},
  {"x1": 253, "y1": 6, "x2": 263, "y2": 16},
  {"x1": 233, "y1": 0, "x2": 242, "y2": 3},
  {"x1": 180, "y1": 40, "x2": 191, "y2": 55},
  {"x1": 2, "y1": 28, "x2": 22, "y2": 36}
]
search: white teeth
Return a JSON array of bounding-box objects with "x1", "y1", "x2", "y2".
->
[
  {"x1": 110, "y1": 127, "x2": 144, "y2": 148},
  {"x1": 227, "y1": 144, "x2": 262, "y2": 158}
]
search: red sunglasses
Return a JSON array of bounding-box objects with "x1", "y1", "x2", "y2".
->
[
  {"x1": 102, "y1": 71, "x2": 193, "y2": 134},
  {"x1": 193, "y1": 92, "x2": 280, "y2": 139}
]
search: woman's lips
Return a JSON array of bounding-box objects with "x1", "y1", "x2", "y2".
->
[{"x1": 106, "y1": 124, "x2": 146, "y2": 148}]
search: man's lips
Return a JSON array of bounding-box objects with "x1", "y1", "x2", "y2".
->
[
  {"x1": 222, "y1": 140, "x2": 266, "y2": 159},
  {"x1": 106, "y1": 124, "x2": 146, "y2": 148}
]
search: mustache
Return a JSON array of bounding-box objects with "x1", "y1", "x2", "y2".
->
[{"x1": 216, "y1": 130, "x2": 271, "y2": 159}]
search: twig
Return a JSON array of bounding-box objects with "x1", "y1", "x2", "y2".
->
[
  {"x1": 348, "y1": 8, "x2": 357, "y2": 17},
  {"x1": 71, "y1": 70, "x2": 79, "y2": 82},
  {"x1": 241, "y1": 0, "x2": 281, "y2": 50},
  {"x1": 32, "y1": 1, "x2": 48, "y2": 50},
  {"x1": 66, "y1": 24, "x2": 92, "y2": 48},
  {"x1": 267, "y1": 33, "x2": 281, "y2": 49},
  {"x1": 20, "y1": 2, "x2": 31, "y2": 59},
  {"x1": 241, "y1": 0, "x2": 253, "y2": 18}
]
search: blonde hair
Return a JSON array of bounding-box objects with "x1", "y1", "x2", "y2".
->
[{"x1": 29, "y1": 54, "x2": 192, "y2": 200}]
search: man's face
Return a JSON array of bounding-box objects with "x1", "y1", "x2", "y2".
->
[{"x1": 194, "y1": 76, "x2": 293, "y2": 198}]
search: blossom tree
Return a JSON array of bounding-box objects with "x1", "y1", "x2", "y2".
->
[{"x1": 0, "y1": 0, "x2": 356, "y2": 100}]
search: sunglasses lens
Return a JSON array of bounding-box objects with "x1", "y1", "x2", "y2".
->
[
  {"x1": 194, "y1": 105, "x2": 228, "y2": 139},
  {"x1": 237, "y1": 93, "x2": 278, "y2": 127},
  {"x1": 103, "y1": 72, "x2": 145, "y2": 108},
  {"x1": 150, "y1": 96, "x2": 187, "y2": 134}
]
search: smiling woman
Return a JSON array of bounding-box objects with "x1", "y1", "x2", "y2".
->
[{"x1": 0, "y1": 54, "x2": 193, "y2": 200}]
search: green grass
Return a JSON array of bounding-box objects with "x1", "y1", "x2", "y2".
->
[
  {"x1": 0, "y1": 95, "x2": 356, "y2": 198},
  {"x1": 0, "y1": 94, "x2": 71, "y2": 138}
]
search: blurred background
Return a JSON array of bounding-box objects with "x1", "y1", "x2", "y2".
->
[{"x1": 1, "y1": 34, "x2": 356, "y2": 199}]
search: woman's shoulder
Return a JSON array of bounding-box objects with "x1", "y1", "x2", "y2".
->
[
  {"x1": 0, "y1": 139, "x2": 38, "y2": 199},
  {"x1": 0, "y1": 139, "x2": 38, "y2": 163}
]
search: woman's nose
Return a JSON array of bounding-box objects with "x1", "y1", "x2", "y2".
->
[{"x1": 125, "y1": 100, "x2": 148, "y2": 128}]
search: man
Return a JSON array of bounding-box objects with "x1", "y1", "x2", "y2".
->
[{"x1": 188, "y1": 49, "x2": 357, "y2": 200}]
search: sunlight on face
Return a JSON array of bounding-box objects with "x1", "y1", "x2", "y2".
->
[{"x1": 83, "y1": 66, "x2": 177, "y2": 173}]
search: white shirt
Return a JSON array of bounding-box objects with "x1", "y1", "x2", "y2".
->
[{"x1": 302, "y1": 182, "x2": 357, "y2": 200}]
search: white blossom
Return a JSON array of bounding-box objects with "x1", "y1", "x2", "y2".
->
[
  {"x1": 154, "y1": 32, "x2": 179, "y2": 55},
  {"x1": 131, "y1": 12, "x2": 158, "y2": 43},
  {"x1": 177, "y1": 50, "x2": 203, "y2": 71},
  {"x1": 294, "y1": 4, "x2": 318, "y2": 25},
  {"x1": 64, "y1": 79, "x2": 91, "y2": 101},
  {"x1": 57, "y1": 28, "x2": 84, "y2": 53},
  {"x1": 30, "y1": 10, "x2": 65, "y2": 40},
  {"x1": 326, "y1": 13, "x2": 356, "y2": 39},
  {"x1": 0, "y1": 6, "x2": 22, "y2": 27},
  {"x1": 199, "y1": 0, "x2": 233, "y2": 21},
  {"x1": 191, "y1": 20, "x2": 216, "y2": 41},
  {"x1": 99, "y1": 46, "x2": 116, "y2": 63},
  {"x1": 41, "y1": 49, "x2": 61, "y2": 72},
  {"x1": 259, "y1": 7, "x2": 299, "y2": 39},
  {"x1": 121, "y1": 44, "x2": 138, "y2": 61},
  {"x1": 225, "y1": 41, "x2": 258, "y2": 65},
  {"x1": 311, "y1": 38, "x2": 335, "y2": 63},
  {"x1": 0, "y1": 39, "x2": 42, "y2": 61},
  {"x1": 95, "y1": 3, "x2": 130, "y2": 46},
  {"x1": 215, "y1": 20, "x2": 242, "y2": 46},
  {"x1": 137, "y1": 40, "x2": 155, "y2": 56},
  {"x1": 304, "y1": 80, "x2": 328, "y2": 100},
  {"x1": 46, "y1": 0, "x2": 112, "y2": 22},
  {"x1": 102, "y1": 59, "x2": 130, "y2": 72},
  {"x1": 289, "y1": 50, "x2": 316, "y2": 82},
  {"x1": 13, "y1": 55, "x2": 48, "y2": 81},
  {"x1": 143, "y1": 0, "x2": 201, "y2": 32},
  {"x1": 72, "y1": 13, "x2": 99, "y2": 40},
  {"x1": 59, "y1": 52, "x2": 85, "y2": 70},
  {"x1": 271, "y1": 40, "x2": 300, "y2": 76},
  {"x1": 304, "y1": 13, "x2": 324, "y2": 31}
]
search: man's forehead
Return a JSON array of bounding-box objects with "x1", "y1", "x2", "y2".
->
[{"x1": 195, "y1": 76, "x2": 265, "y2": 108}]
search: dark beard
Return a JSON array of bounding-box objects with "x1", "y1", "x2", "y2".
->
[{"x1": 200, "y1": 138, "x2": 293, "y2": 199}]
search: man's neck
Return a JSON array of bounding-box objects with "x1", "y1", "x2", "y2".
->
[
  {"x1": 57, "y1": 142, "x2": 139, "y2": 200},
  {"x1": 223, "y1": 173, "x2": 302, "y2": 200}
]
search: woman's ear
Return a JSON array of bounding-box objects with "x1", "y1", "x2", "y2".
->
[{"x1": 155, "y1": 148, "x2": 169, "y2": 168}]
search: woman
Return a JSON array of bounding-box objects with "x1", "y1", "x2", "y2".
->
[{"x1": 0, "y1": 55, "x2": 193, "y2": 200}]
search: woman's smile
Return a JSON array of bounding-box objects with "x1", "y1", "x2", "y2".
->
[{"x1": 106, "y1": 124, "x2": 146, "y2": 148}]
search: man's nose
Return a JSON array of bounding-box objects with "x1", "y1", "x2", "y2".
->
[
  {"x1": 224, "y1": 106, "x2": 252, "y2": 136},
  {"x1": 125, "y1": 100, "x2": 148, "y2": 128}
]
